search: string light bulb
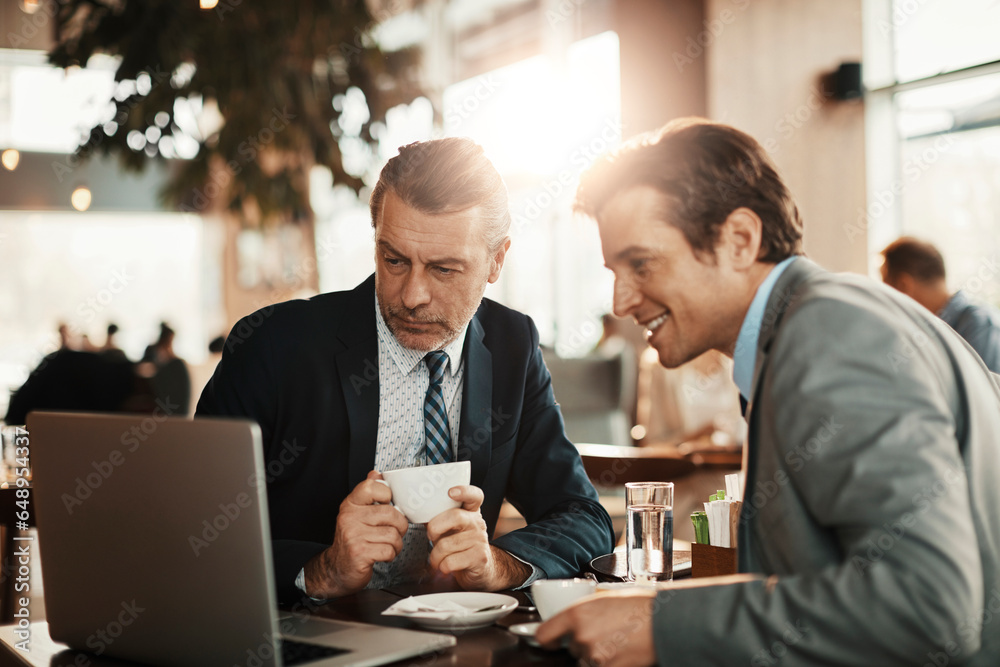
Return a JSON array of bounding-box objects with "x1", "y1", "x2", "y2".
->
[
  {"x1": 71, "y1": 186, "x2": 92, "y2": 212},
  {"x1": 1, "y1": 149, "x2": 19, "y2": 171}
]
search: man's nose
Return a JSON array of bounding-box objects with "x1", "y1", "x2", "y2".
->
[
  {"x1": 401, "y1": 269, "x2": 432, "y2": 310},
  {"x1": 612, "y1": 278, "x2": 641, "y2": 318}
]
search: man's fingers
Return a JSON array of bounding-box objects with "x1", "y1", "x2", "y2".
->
[
  {"x1": 431, "y1": 545, "x2": 472, "y2": 575},
  {"x1": 368, "y1": 542, "x2": 399, "y2": 564},
  {"x1": 348, "y1": 474, "x2": 394, "y2": 505},
  {"x1": 537, "y1": 594, "x2": 656, "y2": 667},
  {"x1": 426, "y1": 507, "x2": 486, "y2": 542},
  {"x1": 359, "y1": 504, "x2": 410, "y2": 532},
  {"x1": 447, "y1": 484, "x2": 484, "y2": 512},
  {"x1": 342, "y1": 540, "x2": 398, "y2": 567},
  {"x1": 536, "y1": 609, "x2": 575, "y2": 648},
  {"x1": 341, "y1": 500, "x2": 409, "y2": 534},
  {"x1": 341, "y1": 531, "x2": 404, "y2": 565},
  {"x1": 429, "y1": 535, "x2": 487, "y2": 573},
  {"x1": 363, "y1": 525, "x2": 406, "y2": 552}
]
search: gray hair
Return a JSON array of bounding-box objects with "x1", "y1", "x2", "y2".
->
[{"x1": 369, "y1": 137, "x2": 511, "y2": 254}]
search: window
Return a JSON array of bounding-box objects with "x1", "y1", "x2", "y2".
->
[
  {"x1": 0, "y1": 212, "x2": 217, "y2": 418},
  {"x1": 865, "y1": 0, "x2": 1000, "y2": 304},
  {"x1": 443, "y1": 30, "x2": 621, "y2": 354},
  {"x1": 313, "y1": 30, "x2": 622, "y2": 355}
]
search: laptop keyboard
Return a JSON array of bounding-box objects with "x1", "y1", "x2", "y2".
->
[{"x1": 279, "y1": 638, "x2": 350, "y2": 666}]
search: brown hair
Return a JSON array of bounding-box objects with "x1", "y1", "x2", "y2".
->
[
  {"x1": 881, "y1": 237, "x2": 946, "y2": 282},
  {"x1": 574, "y1": 118, "x2": 803, "y2": 263},
  {"x1": 369, "y1": 137, "x2": 511, "y2": 252}
]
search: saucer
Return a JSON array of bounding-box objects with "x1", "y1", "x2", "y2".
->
[
  {"x1": 387, "y1": 592, "x2": 518, "y2": 631},
  {"x1": 509, "y1": 622, "x2": 542, "y2": 647},
  {"x1": 509, "y1": 622, "x2": 571, "y2": 650}
]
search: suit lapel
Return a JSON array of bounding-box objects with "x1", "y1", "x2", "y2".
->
[
  {"x1": 457, "y1": 314, "x2": 492, "y2": 488},
  {"x1": 335, "y1": 275, "x2": 381, "y2": 489},
  {"x1": 748, "y1": 257, "x2": 822, "y2": 406},
  {"x1": 740, "y1": 257, "x2": 821, "y2": 570}
]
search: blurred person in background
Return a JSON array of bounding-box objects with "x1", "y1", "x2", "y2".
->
[
  {"x1": 187, "y1": 335, "x2": 227, "y2": 414},
  {"x1": 881, "y1": 236, "x2": 1000, "y2": 373},
  {"x1": 80, "y1": 334, "x2": 98, "y2": 352},
  {"x1": 140, "y1": 322, "x2": 191, "y2": 416},
  {"x1": 537, "y1": 118, "x2": 1000, "y2": 667},
  {"x1": 99, "y1": 322, "x2": 128, "y2": 361},
  {"x1": 5, "y1": 324, "x2": 140, "y2": 425},
  {"x1": 207, "y1": 335, "x2": 226, "y2": 355},
  {"x1": 57, "y1": 322, "x2": 73, "y2": 350}
]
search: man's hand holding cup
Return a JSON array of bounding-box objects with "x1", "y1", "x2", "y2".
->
[
  {"x1": 385, "y1": 461, "x2": 530, "y2": 591},
  {"x1": 303, "y1": 470, "x2": 410, "y2": 599}
]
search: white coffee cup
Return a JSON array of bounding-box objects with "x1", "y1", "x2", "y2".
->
[
  {"x1": 380, "y1": 461, "x2": 471, "y2": 524},
  {"x1": 531, "y1": 578, "x2": 598, "y2": 620}
]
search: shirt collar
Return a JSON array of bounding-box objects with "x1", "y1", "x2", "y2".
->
[
  {"x1": 374, "y1": 295, "x2": 468, "y2": 377},
  {"x1": 937, "y1": 290, "x2": 966, "y2": 319},
  {"x1": 732, "y1": 256, "x2": 797, "y2": 401}
]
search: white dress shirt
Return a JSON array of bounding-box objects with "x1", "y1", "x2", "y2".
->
[{"x1": 367, "y1": 296, "x2": 466, "y2": 589}]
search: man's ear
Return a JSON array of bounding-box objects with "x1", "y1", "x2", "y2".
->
[
  {"x1": 487, "y1": 237, "x2": 511, "y2": 283},
  {"x1": 894, "y1": 272, "x2": 918, "y2": 298},
  {"x1": 718, "y1": 207, "x2": 763, "y2": 270}
]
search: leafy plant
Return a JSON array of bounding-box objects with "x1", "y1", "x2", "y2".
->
[{"x1": 49, "y1": 0, "x2": 424, "y2": 225}]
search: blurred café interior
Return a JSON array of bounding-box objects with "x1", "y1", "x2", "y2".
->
[{"x1": 1, "y1": 0, "x2": 999, "y2": 623}]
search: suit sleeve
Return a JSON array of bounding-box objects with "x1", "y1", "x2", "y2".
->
[
  {"x1": 650, "y1": 297, "x2": 984, "y2": 665},
  {"x1": 196, "y1": 311, "x2": 329, "y2": 605},
  {"x1": 491, "y1": 318, "x2": 615, "y2": 579}
]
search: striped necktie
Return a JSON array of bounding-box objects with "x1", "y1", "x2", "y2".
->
[
  {"x1": 423, "y1": 351, "x2": 452, "y2": 464},
  {"x1": 369, "y1": 350, "x2": 452, "y2": 588}
]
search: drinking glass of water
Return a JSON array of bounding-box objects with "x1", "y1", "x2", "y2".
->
[{"x1": 625, "y1": 481, "x2": 674, "y2": 584}]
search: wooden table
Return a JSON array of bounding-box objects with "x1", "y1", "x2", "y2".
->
[
  {"x1": 575, "y1": 442, "x2": 697, "y2": 486},
  {"x1": 0, "y1": 582, "x2": 580, "y2": 666}
]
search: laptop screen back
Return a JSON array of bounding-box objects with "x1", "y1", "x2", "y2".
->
[{"x1": 29, "y1": 411, "x2": 282, "y2": 667}]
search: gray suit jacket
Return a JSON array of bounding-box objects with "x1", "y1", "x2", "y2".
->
[{"x1": 653, "y1": 258, "x2": 1000, "y2": 666}]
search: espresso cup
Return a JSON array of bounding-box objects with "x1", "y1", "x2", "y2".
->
[
  {"x1": 531, "y1": 578, "x2": 598, "y2": 620},
  {"x1": 380, "y1": 461, "x2": 471, "y2": 524}
]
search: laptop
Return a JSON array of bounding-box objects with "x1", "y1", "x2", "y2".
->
[{"x1": 27, "y1": 411, "x2": 456, "y2": 667}]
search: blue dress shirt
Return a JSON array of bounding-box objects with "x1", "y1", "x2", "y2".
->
[
  {"x1": 732, "y1": 257, "x2": 798, "y2": 401},
  {"x1": 937, "y1": 290, "x2": 1000, "y2": 374}
]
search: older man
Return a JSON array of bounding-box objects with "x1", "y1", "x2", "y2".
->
[
  {"x1": 197, "y1": 138, "x2": 613, "y2": 604},
  {"x1": 538, "y1": 119, "x2": 1000, "y2": 667}
]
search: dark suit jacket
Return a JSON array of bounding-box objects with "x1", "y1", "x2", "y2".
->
[
  {"x1": 653, "y1": 258, "x2": 1000, "y2": 666},
  {"x1": 196, "y1": 275, "x2": 614, "y2": 604}
]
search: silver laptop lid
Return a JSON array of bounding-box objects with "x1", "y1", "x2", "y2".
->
[{"x1": 29, "y1": 411, "x2": 281, "y2": 667}]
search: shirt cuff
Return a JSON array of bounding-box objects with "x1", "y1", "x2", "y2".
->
[
  {"x1": 506, "y1": 552, "x2": 545, "y2": 590},
  {"x1": 295, "y1": 567, "x2": 331, "y2": 604}
]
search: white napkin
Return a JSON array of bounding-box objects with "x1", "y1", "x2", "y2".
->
[
  {"x1": 725, "y1": 473, "x2": 742, "y2": 501},
  {"x1": 705, "y1": 500, "x2": 733, "y2": 547},
  {"x1": 381, "y1": 596, "x2": 477, "y2": 620}
]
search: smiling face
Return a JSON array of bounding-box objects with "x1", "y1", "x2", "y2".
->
[
  {"x1": 597, "y1": 185, "x2": 767, "y2": 368},
  {"x1": 374, "y1": 191, "x2": 508, "y2": 352}
]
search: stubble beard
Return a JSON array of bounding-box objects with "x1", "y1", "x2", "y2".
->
[{"x1": 378, "y1": 298, "x2": 482, "y2": 352}]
